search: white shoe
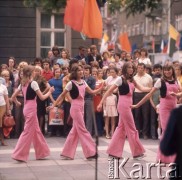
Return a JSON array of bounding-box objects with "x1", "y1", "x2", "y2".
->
[
  {"x1": 60, "y1": 155, "x2": 73, "y2": 160},
  {"x1": 133, "y1": 154, "x2": 145, "y2": 160}
]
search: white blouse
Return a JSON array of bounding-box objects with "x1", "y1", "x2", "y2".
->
[{"x1": 0, "y1": 84, "x2": 8, "y2": 106}]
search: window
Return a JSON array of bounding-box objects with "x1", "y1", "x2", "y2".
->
[
  {"x1": 140, "y1": 22, "x2": 144, "y2": 34},
  {"x1": 154, "y1": 19, "x2": 162, "y2": 35},
  {"x1": 135, "y1": 24, "x2": 140, "y2": 35},
  {"x1": 132, "y1": 24, "x2": 135, "y2": 36},
  {"x1": 36, "y1": 9, "x2": 71, "y2": 58},
  {"x1": 127, "y1": 26, "x2": 131, "y2": 36}
]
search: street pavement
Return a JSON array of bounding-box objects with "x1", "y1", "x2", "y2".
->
[{"x1": 0, "y1": 137, "x2": 171, "y2": 180}]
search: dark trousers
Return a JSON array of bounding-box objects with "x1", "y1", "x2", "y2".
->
[
  {"x1": 95, "y1": 112, "x2": 104, "y2": 136},
  {"x1": 14, "y1": 97, "x2": 25, "y2": 137},
  {"x1": 133, "y1": 92, "x2": 150, "y2": 137},
  {"x1": 84, "y1": 99, "x2": 95, "y2": 136},
  {"x1": 150, "y1": 106, "x2": 158, "y2": 138},
  {"x1": 63, "y1": 101, "x2": 72, "y2": 136}
]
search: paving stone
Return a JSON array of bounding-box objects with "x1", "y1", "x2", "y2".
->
[{"x1": 0, "y1": 137, "x2": 167, "y2": 180}]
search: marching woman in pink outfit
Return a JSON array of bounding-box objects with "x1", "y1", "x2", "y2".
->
[
  {"x1": 132, "y1": 64, "x2": 181, "y2": 163},
  {"x1": 52, "y1": 65, "x2": 103, "y2": 160},
  {"x1": 97, "y1": 62, "x2": 150, "y2": 159},
  {"x1": 11, "y1": 65, "x2": 54, "y2": 162}
]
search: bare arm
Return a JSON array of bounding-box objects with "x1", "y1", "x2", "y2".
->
[
  {"x1": 49, "y1": 94, "x2": 55, "y2": 103},
  {"x1": 42, "y1": 82, "x2": 50, "y2": 94},
  {"x1": 53, "y1": 89, "x2": 68, "y2": 107},
  {"x1": 86, "y1": 82, "x2": 104, "y2": 95},
  {"x1": 11, "y1": 89, "x2": 22, "y2": 106},
  {"x1": 97, "y1": 84, "x2": 118, "y2": 111},
  {"x1": 36, "y1": 86, "x2": 54, "y2": 101},
  {"x1": 134, "y1": 81, "x2": 152, "y2": 92},
  {"x1": 131, "y1": 87, "x2": 157, "y2": 109},
  {"x1": 170, "y1": 81, "x2": 182, "y2": 97},
  {"x1": 150, "y1": 98, "x2": 156, "y2": 110},
  {"x1": 4, "y1": 94, "x2": 10, "y2": 115},
  {"x1": 65, "y1": 93, "x2": 72, "y2": 103}
]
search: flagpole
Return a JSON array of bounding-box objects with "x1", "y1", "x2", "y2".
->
[{"x1": 168, "y1": 0, "x2": 171, "y2": 57}]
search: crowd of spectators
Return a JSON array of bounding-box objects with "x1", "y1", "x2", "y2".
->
[{"x1": 0, "y1": 44, "x2": 182, "y2": 142}]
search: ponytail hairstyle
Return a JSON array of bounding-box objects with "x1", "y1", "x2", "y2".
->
[{"x1": 21, "y1": 65, "x2": 34, "y2": 86}]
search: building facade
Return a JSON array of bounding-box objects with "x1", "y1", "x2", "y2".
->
[
  {"x1": 115, "y1": 0, "x2": 182, "y2": 54},
  {"x1": 0, "y1": 0, "x2": 94, "y2": 64}
]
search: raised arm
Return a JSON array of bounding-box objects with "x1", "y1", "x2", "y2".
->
[
  {"x1": 42, "y1": 82, "x2": 50, "y2": 94},
  {"x1": 36, "y1": 86, "x2": 54, "y2": 101}
]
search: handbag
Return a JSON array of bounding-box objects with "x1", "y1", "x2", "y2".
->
[
  {"x1": 49, "y1": 107, "x2": 64, "y2": 125},
  {"x1": 3, "y1": 115, "x2": 15, "y2": 128}
]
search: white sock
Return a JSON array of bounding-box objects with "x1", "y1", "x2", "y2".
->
[{"x1": 157, "y1": 128, "x2": 161, "y2": 139}]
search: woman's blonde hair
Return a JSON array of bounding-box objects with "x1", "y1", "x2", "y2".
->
[
  {"x1": 21, "y1": 65, "x2": 34, "y2": 86},
  {"x1": 18, "y1": 61, "x2": 28, "y2": 70},
  {"x1": 1, "y1": 70, "x2": 10, "y2": 77},
  {"x1": 34, "y1": 65, "x2": 43, "y2": 74}
]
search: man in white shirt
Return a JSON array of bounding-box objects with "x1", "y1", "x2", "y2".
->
[{"x1": 133, "y1": 63, "x2": 153, "y2": 139}]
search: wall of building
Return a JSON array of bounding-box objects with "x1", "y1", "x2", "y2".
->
[
  {"x1": 171, "y1": 0, "x2": 182, "y2": 25},
  {"x1": 118, "y1": 11, "x2": 146, "y2": 49},
  {"x1": 71, "y1": 31, "x2": 96, "y2": 57},
  {"x1": 0, "y1": 0, "x2": 36, "y2": 64}
]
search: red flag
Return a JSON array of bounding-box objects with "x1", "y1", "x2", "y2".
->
[
  {"x1": 82, "y1": 0, "x2": 103, "y2": 39},
  {"x1": 163, "y1": 43, "x2": 168, "y2": 53},
  {"x1": 176, "y1": 34, "x2": 181, "y2": 49},
  {"x1": 152, "y1": 37, "x2": 155, "y2": 52},
  {"x1": 64, "y1": 0, "x2": 84, "y2": 32},
  {"x1": 118, "y1": 33, "x2": 131, "y2": 52}
]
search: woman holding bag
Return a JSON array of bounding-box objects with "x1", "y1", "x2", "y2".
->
[{"x1": 52, "y1": 65, "x2": 103, "y2": 160}]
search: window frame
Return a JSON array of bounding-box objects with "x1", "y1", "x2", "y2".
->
[{"x1": 36, "y1": 8, "x2": 71, "y2": 58}]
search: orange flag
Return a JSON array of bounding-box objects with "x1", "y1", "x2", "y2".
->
[
  {"x1": 82, "y1": 0, "x2": 103, "y2": 39},
  {"x1": 64, "y1": 0, "x2": 84, "y2": 32},
  {"x1": 118, "y1": 32, "x2": 131, "y2": 52}
]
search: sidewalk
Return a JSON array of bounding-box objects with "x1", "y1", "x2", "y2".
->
[{"x1": 0, "y1": 137, "x2": 169, "y2": 180}]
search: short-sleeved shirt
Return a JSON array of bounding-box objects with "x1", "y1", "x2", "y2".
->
[
  {"x1": 57, "y1": 58, "x2": 69, "y2": 66},
  {"x1": 154, "y1": 78, "x2": 181, "y2": 89},
  {"x1": 105, "y1": 76, "x2": 120, "y2": 87},
  {"x1": 0, "y1": 84, "x2": 8, "y2": 106},
  {"x1": 18, "y1": 81, "x2": 40, "y2": 91},
  {"x1": 115, "y1": 77, "x2": 123, "y2": 87},
  {"x1": 154, "y1": 78, "x2": 162, "y2": 89},
  {"x1": 65, "y1": 80, "x2": 88, "y2": 91},
  {"x1": 134, "y1": 73, "x2": 153, "y2": 92},
  {"x1": 138, "y1": 58, "x2": 151, "y2": 65},
  {"x1": 42, "y1": 70, "x2": 53, "y2": 81},
  {"x1": 49, "y1": 76, "x2": 63, "y2": 100}
]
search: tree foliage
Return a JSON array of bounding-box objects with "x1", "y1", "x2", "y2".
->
[
  {"x1": 23, "y1": 0, "x2": 67, "y2": 12},
  {"x1": 107, "y1": 0, "x2": 162, "y2": 16},
  {"x1": 23, "y1": 0, "x2": 162, "y2": 16}
]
